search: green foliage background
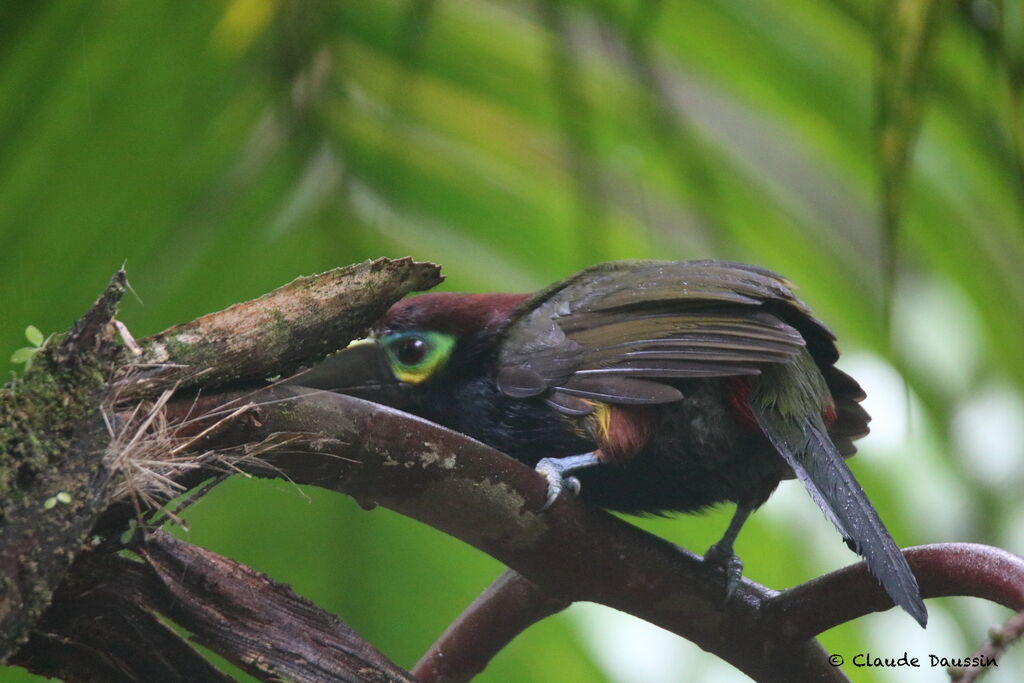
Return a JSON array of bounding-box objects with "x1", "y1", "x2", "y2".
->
[{"x1": 2, "y1": 1, "x2": 1023, "y2": 681}]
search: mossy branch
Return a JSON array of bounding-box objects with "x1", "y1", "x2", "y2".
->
[
  {"x1": 0, "y1": 258, "x2": 440, "y2": 678},
  {"x1": 0, "y1": 271, "x2": 125, "y2": 660}
]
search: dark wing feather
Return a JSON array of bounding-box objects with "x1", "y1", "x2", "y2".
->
[
  {"x1": 496, "y1": 260, "x2": 833, "y2": 412},
  {"x1": 545, "y1": 391, "x2": 596, "y2": 416},
  {"x1": 557, "y1": 376, "x2": 685, "y2": 404}
]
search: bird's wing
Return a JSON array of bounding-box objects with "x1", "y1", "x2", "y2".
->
[{"x1": 495, "y1": 260, "x2": 839, "y2": 415}]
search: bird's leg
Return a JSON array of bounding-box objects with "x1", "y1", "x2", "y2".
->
[
  {"x1": 535, "y1": 452, "x2": 602, "y2": 510},
  {"x1": 703, "y1": 502, "x2": 754, "y2": 602}
]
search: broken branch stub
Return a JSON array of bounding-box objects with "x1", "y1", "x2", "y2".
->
[
  {"x1": 0, "y1": 271, "x2": 126, "y2": 661},
  {"x1": 118, "y1": 257, "x2": 442, "y2": 399},
  {"x1": 9, "y1": 552, "x2": 235, "y2": 682},
  {"x1": 138, "y1": 531, "x2": 415, "y2": 683}
]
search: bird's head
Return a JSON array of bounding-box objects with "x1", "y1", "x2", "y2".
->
[{"x1": 289, "y1": 292, "x2": 529, "y2": 410}]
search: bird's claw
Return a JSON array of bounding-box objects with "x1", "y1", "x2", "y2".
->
[
  {"x1": 536, "y1": 458, "x2": 583, "y2": 510},
  {"x1": 703, "y1": 543, "x2": 744, "y2": 603}
]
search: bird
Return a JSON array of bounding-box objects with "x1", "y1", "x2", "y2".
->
[{"x1": 288, "y1": 259, "x2": 928, "y2": 627}]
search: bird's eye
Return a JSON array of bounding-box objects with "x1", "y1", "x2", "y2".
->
[
  {"x1": 393, "y1": 336, "x2": 429, "y2": 366},
  {"x1": 382, "y1": 331, "x2": 455, "y2": 383}
]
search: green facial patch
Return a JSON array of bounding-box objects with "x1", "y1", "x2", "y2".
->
[{"x1": 381, "y1": 331, "x2": 456, "y2": 384}]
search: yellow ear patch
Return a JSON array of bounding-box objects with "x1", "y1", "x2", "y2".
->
[
  {"x1": 573, "y1": 399, "x2": 612, "y2": 441},
  {"x1": 592, "y1": 402, "x2": 612, "y2": 441}
]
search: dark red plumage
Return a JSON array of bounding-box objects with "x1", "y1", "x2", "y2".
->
[
  {"x1": 382, "y1": 292, "x2": 529, "y2": 336},
  {"x1": 724, "y1": 377, "x2": 759, "y2": 432},
  {"x1": 724, "y1": 376, "x2": 838, "y2": 431},
  {"x1": 594, "y1": 404, "x2": 658, "y2": 464}
]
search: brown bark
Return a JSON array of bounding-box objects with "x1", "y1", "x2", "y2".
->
[
  {"x1": 11, "y1": 531, "x2": 414, "y2": 683},
  {"x1": 136, "y1": 531, "x2": 415, "y2": 683}
]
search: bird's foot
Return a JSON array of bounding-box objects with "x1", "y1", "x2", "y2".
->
[
  {"x1": 702, "y1": 542, "x2": 744, "y2": 603},
  {"x1": 535, "y1": 458, "x2": 582, "y2": 510},
  {"x1": 534, "y1": 452, "x2": 601, "y2": 510}
]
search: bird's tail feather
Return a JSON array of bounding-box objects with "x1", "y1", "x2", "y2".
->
[{"x1": 752, "y1": 406, "x2": 928, "y2": 627}]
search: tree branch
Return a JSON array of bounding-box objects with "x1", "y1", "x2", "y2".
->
[
  {"x1": 1, "y1": 259, "x2": 440, "y2": 676},
  {"x1": 412, "y1": 569, "x2": 569, "y2": 683},
  {"x1": 170, "y1": 386, "x2": 847, "y2": 681},
  {"x1": 0, "y1": 270, "x2": 126, "y2": 660},
  {"x1": 11, "y1": 530, "x2": 414, "y2": 683},
  {"x1": 136, "y1": 529, "x2": 415, "y2": 683},
  {"x1": 162, "y1": 386, "x2": 1024, "y2": 681},
  {"x1": 117, "y1": 257, "x2": 442, "y2": 399},
  {"x1": 9, "y1": 552, "x2": 236, "y2": 682},
  {"x1": 766, "y1": 543, "x2": 1024, "y2": 641},
  {"x1": 958, "y1": 608, "x2": 1024, "y2": 682}
]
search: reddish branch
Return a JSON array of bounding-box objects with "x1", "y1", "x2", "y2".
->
[
  {"x1": 169, "y1": 387, "x2": 1024, "y2": 681},
  {"x1": 767, "y1": 543, "x2": 1024, "y2": 641},
  {"x1": 412, "y1": 570, "x2": 569, "y2": 682},
  {"x1": 177, "y1": 386, "x2": 837, "y2": 681}
]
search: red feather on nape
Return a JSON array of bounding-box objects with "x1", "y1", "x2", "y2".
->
[{"x1": 381, "y1": 292, "x2": 529, "y2": 336}]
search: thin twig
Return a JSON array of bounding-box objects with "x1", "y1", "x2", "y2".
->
[
  {"x1": 143, "y1": 473, "x2": 230, "y2": 531},
  {"x1": 954, "y1": 609, "x2": 1024, "y2": 682}
]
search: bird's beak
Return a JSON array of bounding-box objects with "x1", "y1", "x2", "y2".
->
[{"x1": 282, "y1": 338, "x2": 412, "y2": 407}]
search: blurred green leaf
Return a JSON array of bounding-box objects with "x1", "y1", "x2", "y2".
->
[
  {"x1": 23, "y1": 325, "x2": 43, "y2": 346},
  {"x1": 10, "y1": 346, "x2": 37, "y2": 365}
]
